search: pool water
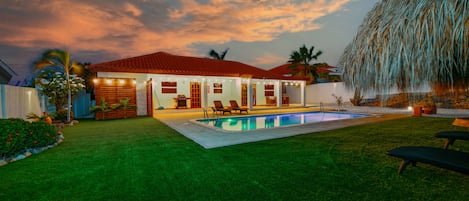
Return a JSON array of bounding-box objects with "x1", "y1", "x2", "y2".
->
[{"x1": 196, "y1": 112, "x2": 369, "y2": 131}]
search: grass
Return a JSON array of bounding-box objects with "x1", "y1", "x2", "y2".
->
[{"x1": 0, "y1": 116, "x2": 468, "y2": 201}]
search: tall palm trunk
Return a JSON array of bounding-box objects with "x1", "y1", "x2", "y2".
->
[{"x1": 67, "y1": 73, "x2": 71, "y2": 122}]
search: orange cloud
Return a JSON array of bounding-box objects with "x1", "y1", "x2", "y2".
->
[{"x1": 0, "y1": 0, "x2": 352, "y2": 61}]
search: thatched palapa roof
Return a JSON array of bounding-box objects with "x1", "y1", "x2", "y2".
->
[{"x1": 339, "y1": 0, "x2": 469, "y2": 93}]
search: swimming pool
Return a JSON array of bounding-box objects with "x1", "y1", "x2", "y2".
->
[{"x1": 196, "y1": 112, "x2": 369, "y2": 131}]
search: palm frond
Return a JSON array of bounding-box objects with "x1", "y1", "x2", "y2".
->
[
  {"x1": 339, "y1": 0, "x2": 469, "y2": 94},
  {"x1": 208, "y1": 49, "x2": 220, "y2": 59},
  {"x1": 220, "y1": 48, "x2": 229, "y2": 60}
]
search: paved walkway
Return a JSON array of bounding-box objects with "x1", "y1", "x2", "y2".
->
[{"x1": 154, "y1": 106, "x2": 468, "y2": 149}]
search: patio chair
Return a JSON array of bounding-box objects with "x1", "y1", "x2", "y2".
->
[
  {"x1": 229, "y1": 100, "x2": 248, "y2": 114},
  {"x1": 435, "y1": 131, "x2": 469, "y2": 149},
  {"x1": 387, "y1": 146, "x2": 469, "y2": 175},
  {"x1": 213, "y1": 100, "x2": 231, "y2": 115}
]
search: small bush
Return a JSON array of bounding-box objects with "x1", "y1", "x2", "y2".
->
[
  {"x1": 0, "y1": 119, "x2": 58, "y2": 159},
  {"x1": 53, "y1": 109, "x2": 73, "y2": 122}
]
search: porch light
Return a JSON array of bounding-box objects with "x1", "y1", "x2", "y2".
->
[
  {"x1": 132, "y1": 80, "x2": 137, "y2": 85},
  {"x1": 93, "y1": 79, "x2": 98, "y2": 84},
  {"x1": 106, "y1": 79, "x2": 112, "y2": 85},
  {"x1": 119, "y1": 79, "x2": 125, "y2": 84}
]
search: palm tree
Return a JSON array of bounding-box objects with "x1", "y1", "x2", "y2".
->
[
  {"x1": 208, "y1": 48, "x2": 230, "y2": 60},
  {"x1": 288, "y1": 44, "x2": 323, "y2": 84},
  {"x1": 35, "y1": 49, "x2": 83, "y2": 122}
]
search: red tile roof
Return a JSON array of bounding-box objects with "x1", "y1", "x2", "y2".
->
[
  {"x1": 268, "y1": 63, "x2": 297, "y2": 75},
  {"x1": 269, "y1": 63, "x2": 336, "y2": 75},
  {"x1": 88, "y1": 52, "x2": 301, "y2": 80}
]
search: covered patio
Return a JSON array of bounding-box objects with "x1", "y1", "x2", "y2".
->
[{"x1": 88, "y1": 52, "x2": 307, "y2": 117}]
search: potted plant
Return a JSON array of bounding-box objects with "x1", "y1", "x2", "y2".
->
[
  {"x1": 111, "y1": 97, "x2": 137, "y2": 119},
  {"x1": 90, "y1": 97, "x2": 112, "y2": 120},
  {"x1": 420, "y1": 95, "x2": 437, "y2": 114}
]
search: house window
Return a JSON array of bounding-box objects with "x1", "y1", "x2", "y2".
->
[
  {"x1": 264, "y1": 84, "x2": 274, "y2": 96},
  {"x1": 213, "y1": 83, "x2": 223, "y2": 93},
  {"x1": 161, "y1": 81, "x2": 177, "y2": 93}
]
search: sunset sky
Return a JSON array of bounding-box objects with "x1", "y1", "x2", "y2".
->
[{"x1": 0, "y1": 0, "x2": 380, "y2": 76}]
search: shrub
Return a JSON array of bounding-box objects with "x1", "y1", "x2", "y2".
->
[
  {"x1": 0, "y1": 119, "x2": 58, "y2": 159},
  {"x1": 53, "y1": 109, "x2": 73, "y2": 122},
  {"x1": 0, "y1": 119, "x2": 28, "y2": 158}
]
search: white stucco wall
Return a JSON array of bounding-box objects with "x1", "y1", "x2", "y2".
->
[{"x1": 305, "y1": 82, "x2": 432, "y2": 105}]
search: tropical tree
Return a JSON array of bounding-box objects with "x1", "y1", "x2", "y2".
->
[
  {"x1": 288, "y1": 44, "x2": 325, "y2": 84},
  {"x1": 208, "y1": 48, "x2": 230, "y2": 60},
  {"x1": 34, "y1": 49, "x2": 83, "y2": 122},
  {"x1": 73, "y1": 62, "x2": 94, "y2": 93},
  {"x1": 35, "y1": 70, "x2": 85, "y2": 110}
]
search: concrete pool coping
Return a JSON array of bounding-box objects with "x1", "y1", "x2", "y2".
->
[{"x1": 154, "y1": 107, "x2": 412, "y2": 149}]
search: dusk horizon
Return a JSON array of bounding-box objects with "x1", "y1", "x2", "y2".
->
[{"x1": 0, "y1": 0, "x2": 380, "y2": 77}]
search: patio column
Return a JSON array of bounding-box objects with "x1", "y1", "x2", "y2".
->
[
  {"x1": 247, "y1": 79, "x2": 253, "y2": 110},
  {"x1": 202, "y1": 77, "x2": 208, "y2": 109},
  {"x1": 275, "y1": 80, "x2": 281, "y2": 108},
  {"x1": 300, "y1": 81, "x2": 306, "y2": 107}
]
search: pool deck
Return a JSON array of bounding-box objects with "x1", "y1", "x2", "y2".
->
[{"x1": 155, "y1": 106, "x2": 448, "y2": 149}]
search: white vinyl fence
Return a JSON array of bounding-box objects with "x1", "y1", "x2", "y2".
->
[
  {"x1": 0, "y1": 85, "x2": 42, "y2": 120},
  {"x1": 305, "y1": 82, "x2": 431, "y2": 106},
  {"x1": 305, "y1": 82, "x2": 375, "y2": 106}
]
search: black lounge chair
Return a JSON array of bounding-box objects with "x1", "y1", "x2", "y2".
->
[
  {"x1": 435, "y1": 131, "x2": 469, "y2": 149},
  {"x1": 229, "y1": 100, "x2": 248, "y2": 114},
  {"x1": 387, "y1": 146, "x2": 469, "y2": 175},
  {"x1": 213, "y1": 100, "x2": 231, "y2": 115}
]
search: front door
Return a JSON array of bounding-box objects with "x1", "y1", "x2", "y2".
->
[
  {"x1": 146, "y1": 79, "x2": 153, "y2": 116},
  {"x1": 241, "y1": 83, "x2": 248, "y2": 106},
  {"x1": 190, "y1": 82, "x2": 201, "y2": 108},
  {"x1": 252, "y1": 84, "x2": 256, "y2": 106}
]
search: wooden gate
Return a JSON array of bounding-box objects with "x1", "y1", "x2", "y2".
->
[{"x1": 93, "y1": 78, "x2": 137, "y2": 120}]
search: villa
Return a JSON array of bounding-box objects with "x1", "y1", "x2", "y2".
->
[{"x1": 87, "y1": 52, "x2": 307, "y2": 118}]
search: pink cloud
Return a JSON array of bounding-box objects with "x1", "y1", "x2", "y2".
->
[{"x1": 0, "y1": 0, "x2": 352, "y2": 61}]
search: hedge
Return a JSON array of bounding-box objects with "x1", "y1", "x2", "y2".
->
[{"x1": 0, "y1": 118, "x2": 58, "y2": 159}]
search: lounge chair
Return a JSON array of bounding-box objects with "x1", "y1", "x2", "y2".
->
[
  {"x1": 229, "y1": 100, "x2": 248, "y2": 114},
  {"x1": 213, "y1": 100, "x2": 231, "y2": 115},
  {"x1": 387, "y1": 146, "x2": 469, "y2": 175},
  {"x1": 435, "y1": 131, "x2": 469, "y2": 149}
]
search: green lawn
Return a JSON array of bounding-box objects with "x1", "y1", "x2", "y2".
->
[{"x1": 0, "y1": 116, "x2": 468, "y2": 201}]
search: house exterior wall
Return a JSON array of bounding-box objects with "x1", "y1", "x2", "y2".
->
[
  {"x1": 96, "y1": 72, "x2": 306, "y2": 113},
  {"x1": 284, "y1": 84, "x2": 301, "y2": 104}
]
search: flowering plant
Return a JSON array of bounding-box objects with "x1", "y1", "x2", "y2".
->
[{"x1": 35, "y1": 70, "x2": 85, "y2": 110}]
